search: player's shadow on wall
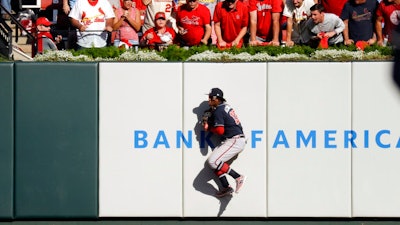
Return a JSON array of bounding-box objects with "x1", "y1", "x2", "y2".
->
[{"x1": 192, "y1": 101, "x2": 233, "y2": 217}]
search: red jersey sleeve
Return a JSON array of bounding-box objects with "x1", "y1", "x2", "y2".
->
[
  {"x1": 376, "y1": 2, "x2": 383, "y2": 18},
  {"x1": 272, "y1": 0, "x2": 283, "y2": 13},
  {"x1": 240, "y1": 2, "x2": 249, "y2": 28},
  {"x1": 200, "y1": 4, "x2": 211, "y2": 25},
  {"x1": 213, "y1": 2, "x2": 222, "y2": 23},
  {"x1": 248, "y1": 0, "x2": 257, "y2": 12}
]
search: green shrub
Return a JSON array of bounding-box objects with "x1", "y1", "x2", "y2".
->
[
  {"x1": 71, "y1": 46, "x2": 126, "y2": 59},
  {"x1": 34, "y1": 43, "x2": 395, "y2": 62}
]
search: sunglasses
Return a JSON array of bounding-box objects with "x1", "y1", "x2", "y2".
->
[{"x1": 188, "y1": 0, "x2": 197, "y2": 2}]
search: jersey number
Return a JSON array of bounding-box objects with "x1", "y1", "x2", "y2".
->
[
  {"x1": 229, "y1": 110, "x2": 240, "y2": 125},
  {"x1": 165, "y1": 4, "x2": 172, "y2": 12}
]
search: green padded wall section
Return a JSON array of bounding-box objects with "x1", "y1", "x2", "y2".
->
[
  {"x1": 14, "y1": 63, "x2": 98, "y2": 219},
  {"x1": 0, "y1": 63, "x2": 14, "y2": 219}
]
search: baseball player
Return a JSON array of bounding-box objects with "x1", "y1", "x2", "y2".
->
[{"x1": 202, "y1": 88, "x2": 246, "y2": 198}]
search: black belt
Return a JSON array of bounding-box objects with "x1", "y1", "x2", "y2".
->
[{"x1": 230, "y1": 134, "x2": 245, "y2": 139}]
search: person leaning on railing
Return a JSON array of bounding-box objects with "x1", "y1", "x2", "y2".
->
[
  {"x1": 283, "y1": 0, "x2": 318, "y2": 47},
  {"x1": 140, "y1": 11, "x2": 176, "y2": 49},
  {"x1": 375, "y1": 0, "x2": 400, "y2": 47},
  {"x1": 35, "y1": 17, "x2": 62, "y2": 54},
  {"x1": 175, "y1": 0, "x2": 212, "y2": 47},
  {"x1": 68, "y1": 0, "x2": 115, "y2": 49}
]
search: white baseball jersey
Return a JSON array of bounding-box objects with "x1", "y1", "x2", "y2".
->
[
  {"x1": 142, "y1": 0, "x2": 177, "y2": 33},
  {"x1": 283, "y1": 0, "x2": 315, "y2": 23},
  {"x1": 69, "y1": 0, "x2": 115, "y2": 48}
]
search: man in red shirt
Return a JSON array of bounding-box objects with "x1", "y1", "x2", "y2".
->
[
  {"x1": 213, "y1": 0, "x2": 249, "y2": 48},
  {"x1": 375, "y1": 0, "x2": 400, "y2": 46},
  {"x1": 176, "y1": 0, "x2": 212, "y2": 46},
  {"x1": 319, "y1": 0, "x2": 347, "y2": 16},
  {"x1": 248, "y1": 0, "x2": 283, "y2": 46}
]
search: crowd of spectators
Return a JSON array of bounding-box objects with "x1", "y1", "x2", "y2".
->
[{"x1": 3, "y1": 0, "x2": 398, "y2": 53}]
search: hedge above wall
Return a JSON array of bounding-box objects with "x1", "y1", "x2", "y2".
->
[{"x1": 32, "y1": 45, "x2": 394, "y2": 62}]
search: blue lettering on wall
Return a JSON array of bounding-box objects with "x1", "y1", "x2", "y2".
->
[
  {"x1": 200, "y1": 131, "x2": 214, "y2": 149},
  {"x1": 325, "y1": 130, "x2": 337, "y2": 148},
  {"x1": 134, "y1": 130, "x2": 148, "y2": 148},
  {"x1": 272, "y1": 130, "x2": 289, "y2": 148},
  {"x1": 153, "y1": 131, "x2": 170, "y2": 148},
  {"x1": 376, "y1": 130, "x2": 390, "y2": 148},
  {"x1": 364, "y1": 130, "x2": 369, "y2": 148},
  {"x1": 133, "y1": 129, "x2": 400, "y2": 150},
  {"x1": 177, "y1": 130, "x2": 192, "y2": 148},
  {"x1": 344, "y1": 130, "x2": 357, "y2": 148},
  {"x1": 296, "y1": 130, "x2": 316, "y2": 148},
  {"x1": 251, "y1": 130, "x2": 263, "y2": 148}
]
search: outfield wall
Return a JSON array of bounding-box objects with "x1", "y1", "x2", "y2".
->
[{"x1": 0, "y1": 61, "x2": 399, "y2": 219}]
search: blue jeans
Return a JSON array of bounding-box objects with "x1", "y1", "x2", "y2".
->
[{"x1": 1, "y1": 0, "x2": 11, "y2": 14}]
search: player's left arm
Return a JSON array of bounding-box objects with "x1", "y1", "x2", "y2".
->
[
  {"x1": 232, "y1": 26, "x2": 247, "y2": 46},
  {"x1": 271, "y1": 12, "x2": 281, "y2": 46},
  {"x1": 125, "y1": 8, "x2": 142, "y2": 31},
  {"x1": 333, "y1": 16, "x2": 345, "y2": 37},
  {"x1": 202, "y1": 24, "x2": 212, "y2": 45},
  {"x1": 201, "y1": 7, "x2": 212, "y2": 44}
]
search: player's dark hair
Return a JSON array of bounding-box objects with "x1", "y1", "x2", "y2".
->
[
  {"x1": 217, "y1": 97, "x2": 226, "y2": 103},
  {"x1": 310, "y1": 3, "x2": 324, "y2": 13}
]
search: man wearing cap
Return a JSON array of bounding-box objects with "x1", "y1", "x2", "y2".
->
[
  {"x1": 175, "y1": 0, "x2": 212, "y2": 46},
  {"x1": 35, "y1": 17, "x2": 62, "y2": 54},
  {"x1": 202, "y1": 88, "x2": 246, "y2": 198},
  {"x1": 140, "y1": 11, "x2": 176, "y2": 47},
  {"x1": 213, "y1": 0, "x2": 249, "y2": 48},
  {"x1": 69, "y1": 0, "x2": 115, "y2": 49}
]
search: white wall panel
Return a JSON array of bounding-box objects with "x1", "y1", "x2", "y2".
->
[
  {"x1": 99, "y1": 63, "x2": 183, "y2": 217},
  {"x1": 352, "y1": 62, "x2": 400, "y2": 217},
  {"x1": 96, "y1": 61, "x2": 398, "y2": 218},
  {"x1": 182, "y1": 63, "x2": 267, "y2": 217},
  {"x1": 268, "y1": 62, "x2": 352, "y2": 217}
]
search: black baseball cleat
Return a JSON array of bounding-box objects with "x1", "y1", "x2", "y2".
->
[{"x1": 215, "y1": 186, "x2": 234, "y2": 198}]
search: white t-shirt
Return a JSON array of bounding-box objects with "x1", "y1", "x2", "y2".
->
[
  {"x1": 283, "y1": 0, "x2": 315, "y2": 23},
  {"x1": 69, "y1": 0, "x2": 115, "y2": 48}
]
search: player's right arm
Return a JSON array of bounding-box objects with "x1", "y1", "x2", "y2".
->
[
  {"x1": 270, "y1": 12, "x2": 281, "y2": 46},
  {"x1": 70, "y1": 18, "x2": 87, "y2": 31},
  {"x1": 249, "y1": 10, "x2": 258, "y2": 46},
  {"x1": 285, "y1": 16, "x2": 294, "y2": 46},
  {"x1": 375, "y1": 15, "x2": 384, "y2": 46}
]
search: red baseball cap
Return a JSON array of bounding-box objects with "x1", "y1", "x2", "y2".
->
[
  {"x1": 36, "y1": 17, "x2": 52, "y2": 26},
  {"x1": 155, "y1": 12, "x2": 166, "y2": 20}
]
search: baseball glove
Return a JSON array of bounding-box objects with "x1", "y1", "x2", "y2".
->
[{"x1": 201, "y1": 107, "x2": 214, "y2": 126}]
